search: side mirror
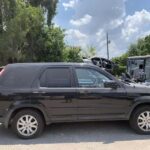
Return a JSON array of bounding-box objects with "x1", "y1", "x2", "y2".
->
[{"x1": 104, "y1": 81, "x2": 119, "y2": 89}]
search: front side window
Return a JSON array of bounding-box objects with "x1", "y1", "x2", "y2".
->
[
  {"x1": 40, "y1": 68, "x2": 71, "y2": 88},
  {"x1": 75, "y1": 68, "x2": 111, "y2": 88}
]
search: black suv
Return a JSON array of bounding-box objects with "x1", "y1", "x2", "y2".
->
[{"x1": 0, "y1": 63, "x2": 150, "y2": 139}]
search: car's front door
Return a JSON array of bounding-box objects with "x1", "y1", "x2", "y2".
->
[{"x1": 74, "y1": 67, "x2": 131, "y2": 121}]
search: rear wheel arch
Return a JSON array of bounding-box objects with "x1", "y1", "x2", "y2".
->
[{"x1": 7, "y1": 106, "x2": 48, "y2": 127}]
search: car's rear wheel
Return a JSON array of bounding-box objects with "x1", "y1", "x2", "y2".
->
[
  {"x1": 11, "y1": 109, "x2": 45, "y2": 139},
  {"x1": 130, "y1": 106, "x2": 150, "y2": 134}
]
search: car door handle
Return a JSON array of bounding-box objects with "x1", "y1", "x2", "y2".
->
[
  {"x1": 32, "y1": 91, "x2": 46, "y2": 94},
  {"x1": 65, "y1": 99, "x2": 72, "y2": 103},
  {"x1": 32, "y1": 91, "x2": 39, "y2": 94},
  {"x1": 80, "y1": 90, "x2": 89, "y2": 94}
]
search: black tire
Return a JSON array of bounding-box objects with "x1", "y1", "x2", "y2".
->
[
  {"x1": 11, "y1": 109, "x2": 45, "y2": 139},
  {"x1": 130, "y1": 106, "x2": 150, "y2": 134}
]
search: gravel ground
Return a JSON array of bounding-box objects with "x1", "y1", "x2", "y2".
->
[{"x1": 0, "y1": 121, "x2": 150, "y2": 150}]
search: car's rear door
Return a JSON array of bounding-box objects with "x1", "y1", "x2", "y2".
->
[
  {"x1": 36, "y1": 66, "x2": 78, "y2": 122},
  {"x1": 74, "y1": 66, "x2": 131, "y2": 121}
]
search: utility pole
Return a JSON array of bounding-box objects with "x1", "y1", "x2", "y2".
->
[{"x1": 106, "y1": 32, "x2": 111, "y2": 60}]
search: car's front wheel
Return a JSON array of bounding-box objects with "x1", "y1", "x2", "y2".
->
[
  {"x1": 130, "y1": 106, "x2": 150, "y2": 134},
  {"x1": 11, "y1": 109, "x2": 45, "y2": 139}
]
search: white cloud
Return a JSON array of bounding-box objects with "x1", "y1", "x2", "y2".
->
[
  {"x1": 96, "y1": 29, "x2": 123, "y2": 58},
  {"x1": 110, "y1": 19, "x2": 123, "y2": 29},
  {"x1": 96, "y1": 29, "x2": 106, "y2": 40},
  {"x1": 96, "y1": 29, "x2": 106, "y2": 46},
  {"x1": 65, "y1": 0, "x2": 127, "y2": 58},
  {"x1": 97, "y1": 41, "x2": 122, "y2": 58},
  {"x1": 122, "y1": 9, "x2": 150, "y2": 40},
  {"x1": 65, "y1": 29, "x2": 88, "y2": 39},
  {"x1": 72, "y1": 0, "x2": 126, "y2": 34},
  {"x1": 61, "y1": 0, "x2": 150, "y2": 58},
  {"x1": 70, "y1": 14, "x2": 92, "y2": 27},
  {"x1": 65, "y1": 29, "x2": 88, "y2": 48},
  {"x1": 62, "y1": 0, "x2": 78, "y2": 11}
]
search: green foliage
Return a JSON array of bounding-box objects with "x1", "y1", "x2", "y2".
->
[
  {"x1": 113, "y1": 65, "x2": 126, "y2": 76},
  {"x1": 0, "y1": 0, "x2": 44, "y2": 64},
  {"x1": 25, "y1": 0, "x2": 58, "y2": 26},
  {"x1": 34, "y1": 26, "x2": 65, "y2": 62},
  {"x1": 63, "y1": 46, "x2": 82, "y2": 62},
  {"x1": 0, "y1": 0, "x2": 83, "y2": 65},
  {"x1": 112, "y1": 53, "x2": 128, "y2": 66},
  {"x1": 0, "y1": 0, "x2": 16, "y2": 33}
]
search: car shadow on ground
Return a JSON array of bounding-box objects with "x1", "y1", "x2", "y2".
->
[{"x1": 0, "y1": 121, "x2": 150, "y2": 145}]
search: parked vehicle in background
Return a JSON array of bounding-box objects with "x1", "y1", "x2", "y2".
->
[
  {"x1": 127, "y1": 55, "x2": 150, "y2": 82},
  {"x1": 1, "y1": 63, "x2": 150, "y2": 139},
  {"x1": 83, "y1": 57, "x2": 118, "y2": 74}
]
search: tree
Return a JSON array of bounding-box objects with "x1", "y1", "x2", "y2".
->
[
  {"x1": 127, "y1": 43, "x2": 139, "y2": 56},
  {"x1": 0, "y1": 0, "x2": 16, "y2": 33},
  {"x1": 138, "y1": 37, "x2": 150, "y2": 55},
  {"x1": 0, "y1": 0, "x2": 44, "y2": 64},
  {"x1": 63, "y1": 46, "x2": 82, "y2": 62},
  {"x1": 0, "y1": 0, "x2": 84, "y2": 65},
  {"x1": 26, "y1": 0, "x2": 58, "y2": 26},
  {"x1": 0, "y1": 0, "x2": 62, "y2": 65},
  {"x1": 34, "y1": 26, "x2": 65, "y2": 62}
]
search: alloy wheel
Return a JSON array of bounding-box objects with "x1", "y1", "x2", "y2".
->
[
  {"x1": 17, "y1": 115, "x2": 38, "y2": 137},
  {"x1": 137, "y1": 111, "x2": 150, "y2": 132}
]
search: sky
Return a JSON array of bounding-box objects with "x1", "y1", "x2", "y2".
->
[{"x1": 53, "y1": 0, "x2": 150, "y2": 58}]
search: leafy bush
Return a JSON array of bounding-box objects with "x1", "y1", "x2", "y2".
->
[{"x1": 113, "y1": 65, "x2": 126, "y2": 76}]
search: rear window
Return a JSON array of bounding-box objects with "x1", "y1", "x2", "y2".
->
[{"x1": 40, "y1": 68, "x2": 71, "y2": 88}]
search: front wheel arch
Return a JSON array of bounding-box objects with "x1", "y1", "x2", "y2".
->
[{"x1": 129, "y1": 102, "x2": 150, "y2": 119}]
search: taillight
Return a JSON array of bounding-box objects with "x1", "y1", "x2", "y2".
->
[{"x1": 0, "y1": 68, "x2": 4, "y2": 76}]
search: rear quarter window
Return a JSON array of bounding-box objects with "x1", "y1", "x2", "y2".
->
[{"x1": 1, "y1": 66, "x2": 40, "y2": 88}]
